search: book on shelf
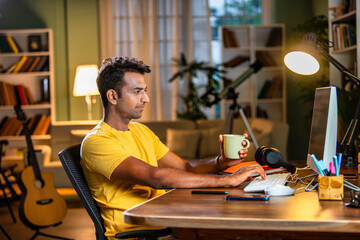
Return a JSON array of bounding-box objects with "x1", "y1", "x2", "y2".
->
[
  {"x1": 257, "y1": 80, "x2": 272, "y2": 99},
  {"x1": 12, "y1": 55, "x2": 28, "y2": 73},
  {"x1": 18, "y1": 56, "x2": 35, "y2": 72},
  {"x1": 24, "y1": 115, "x2": 36, "y2": 135},
  {"x1": 0, "y1": 81, "x2": 35, "y2": 106},
  {"x1": 0, "y1": 34, "x2": 13, "y2": 53},
  {"x1": 0, "y1": 116, "x2": 9, "y2": 132},
  {"x1": 7, "y1": 82, "x2": 17, "y2": 105},
  {"x1": 344, "y1": 0, "x2": 356, "y2": 13},
  {"x1": 256, "y1": 51, "x2": 277, "y2": 67},
  {"x1": 14, "y1": 120, "x2": 24, "y2": 136},
  {"x1": 6, "y1": 35, "x2": 20, "y2": 53},
  {"x1": 24, "y1": 85, "x2": 35, "y2": 104},
  {"x1": 20, "y1": 114, "x2": 44, "y2": 136},
  {"x1": 27, "y1": 56, "x2": 41, "y2": 72},
  {"x1": 0, "y1": 81, "x2": 12, "y2": 105},
  {"x1": 38, "y1": 115, "x2": 51, "y2": 135},
  {"x1": 3, "y1": 55, "x2": 48, "y2": 73},
  {"x1": 222, "y1": 28, "x2": 239, "y2": 48},
  {"x1": 0, "y1": 117, "x2": 17, "y2": 136},
  {"x1": 31, "y1": 114, "x2": 50, "y2": 135},
  {"x1": 0, "y1": 37, "x2": 6, "y2": 53},
  {"x1": 33, "y1": 114, "x2": 47, "y2": 135},
  {"x1": 265, "y1": 28, "x2": 282, "y2": 47},
  {"x1": 29, "y1": 114, "x2": 42, "y2": 134},
  {"x1": 223, "y1": 55, "x2": 250, "y2": 68},
  {"x1": 0, "y1": 114, "x2": 49, "y2": 136},
  {"x1": 16, "y1": 84, "x2": 28, "y2": 105},
  {"x1": 332, "y1": 23, "x2": 356, "y2": 50},
  {"x1": 32, "y1": 56, "x2": 48, "y2": 72},
  {"x1": 0, "y1": 81, "x2": 8, "y2": 105},
  {"x1": 6, "y1": 119, "x2": 22, "y2": 136},
  {"x1": 265, "y1": 76, "x2": 282, "y2": 98}
]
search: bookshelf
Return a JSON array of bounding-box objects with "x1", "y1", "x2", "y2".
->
[
  {"x1": 0, "y1": 29, "x2": 54, "y2": 154},
  {"x1": 328, "y1": 0, "x2": 359, "y2": 89},
  {"x1": 219, "y1": 24, "x2": 286, "y2": 122}
]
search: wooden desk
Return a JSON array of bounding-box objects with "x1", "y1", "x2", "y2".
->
[{"x1": 124, "y1": 175, "x2": 360, "y2": 239}]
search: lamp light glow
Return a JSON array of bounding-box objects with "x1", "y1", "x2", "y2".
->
[
  {"x1": 284, "y1": 51, "x2": 320, "y2": 75},
  {"x1": 73, "y1": 65, "x2": 99, "y2": 97},
  {"x1": 284, "y1": 32, "x2": 360, "y2": 169},
  {"x1": 73, "y1": 64, "x2": 99, "y2": 120}
]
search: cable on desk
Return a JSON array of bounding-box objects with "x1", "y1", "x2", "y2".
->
[{"x1": 344, "y1": 178, "x2": 360, "y2": 191}]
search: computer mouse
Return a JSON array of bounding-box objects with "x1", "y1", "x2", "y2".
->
[{"x1": 264, "y1": 185, "x2": 295, "y2": 196}]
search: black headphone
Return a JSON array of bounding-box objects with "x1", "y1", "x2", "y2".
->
[{"x1": 255, "y1": 146, "x2": 296, "y2": 173}]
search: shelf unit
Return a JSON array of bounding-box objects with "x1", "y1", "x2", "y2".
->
[
  {"x1": 0, "y1": 29, "x2": 54, "y2": 151},
  {"x1": 219, "y1": 24, "x2": 286, "y2": 123},
  {"x1": 328, "y1": 0, "x2": 360, "y2": 88}
]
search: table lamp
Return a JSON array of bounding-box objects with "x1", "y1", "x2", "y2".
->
[
  {"x1": 73, "y1": 64, "x2": 99, "y2": 120},
  {"x1": 284, "y1": 32, "x2": 360, "y2": 165}
]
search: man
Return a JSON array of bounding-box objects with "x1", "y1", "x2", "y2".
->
[{"x1": 81, "y1": 56, "x2": 266, "y2": 239}]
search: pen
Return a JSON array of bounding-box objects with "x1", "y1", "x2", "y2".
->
[
  {"x1": 191, "y1": 190, "x2": 229, "y2": 195},
  {"x1": 318, "y1": 160, "x2": 329, "y2": 176},
  {"x1": 338, "y1": 153, "x2": 343, "y2": 175},
  {"x1": 329, "y1": 162, "x2": 336, "y2": 175},
  {"x1": 333, "y1": 155, "x2": 339, "y2": 176},
  {"x1": 311, "y1": 154, "x2": 325, "y2": 176}
]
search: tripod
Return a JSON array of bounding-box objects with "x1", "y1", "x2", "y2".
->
[{"x1": 222, "y1": 88, "x2": 259, "y2": 149}]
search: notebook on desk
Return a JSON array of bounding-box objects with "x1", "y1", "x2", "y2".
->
[{"x1": 225, "y1": 160, "x2": 286, "y2": 176}]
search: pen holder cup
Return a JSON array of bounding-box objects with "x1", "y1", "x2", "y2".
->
[{"x1": 318, "y1": 175, "x2": 343, "y2": 201}]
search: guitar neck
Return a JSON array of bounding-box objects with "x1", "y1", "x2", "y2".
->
[
  {"x1": 24, "y1": 130, "x2": 42, "y2": 180},
  {"x1": 15, "y1": 105, "x2": 43, "y2": 182}
]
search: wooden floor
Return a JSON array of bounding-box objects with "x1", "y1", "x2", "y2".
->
[{"x1": 0, "y1": 189, "x2": 95, "y2": 240}]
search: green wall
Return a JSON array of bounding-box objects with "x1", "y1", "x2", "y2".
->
[
  {"x1": 0, "y1": 0, "x2": 101, "y2": 121},
  {"x1": 66, "y1": 0, "x2": 101, "y2": 121},
  {"x1": 273, "y1": 0, "x2": 328, "y2": 161}
]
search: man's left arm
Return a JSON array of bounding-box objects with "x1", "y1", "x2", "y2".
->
[{"x1": 158, "y1": 134, "x2": 249, "y2": 174}]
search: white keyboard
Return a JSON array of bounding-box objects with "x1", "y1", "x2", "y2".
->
[{"x1": 244, "y1": 173, "x2": 291, "y2": 192}]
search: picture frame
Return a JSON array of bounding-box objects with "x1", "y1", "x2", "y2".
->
[{"x1": 28, "y1": 34, "x2": 42, "y2": 52}]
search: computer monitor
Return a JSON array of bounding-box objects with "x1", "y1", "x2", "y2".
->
[{"x1": 307, "y1": 86, "x2": 338, "y2": 173}]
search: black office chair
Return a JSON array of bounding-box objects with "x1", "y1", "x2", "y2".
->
[{"x1": 58, "y1": 144, "x2": 171, "y2": 240}]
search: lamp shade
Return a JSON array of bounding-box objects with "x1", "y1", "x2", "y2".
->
[
  {"x1": 73, "y1": 64, "x2": 99, "y2": 96},
  {"x1": 284, "y1": 51, "x2": 320, "y2": 75},
  {"x1": 284, "y1": 33, "x2": 321, "y2": 75}
]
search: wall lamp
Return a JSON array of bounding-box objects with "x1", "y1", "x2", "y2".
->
[
  {"x1": 73, "y1": 64, "x2": 99, "y2": 120},
  {"x1": 284, "y1": 32, "x2": 360, "y2": 165}
]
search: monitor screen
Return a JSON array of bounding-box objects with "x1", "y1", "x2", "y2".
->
[{"x1": 307, "y1": 86, "x2": 338, "y2": 173}]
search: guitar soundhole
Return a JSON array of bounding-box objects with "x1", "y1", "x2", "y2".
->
[{"x1": 36, "y1": 199, "x2": 54, "y2": 205}]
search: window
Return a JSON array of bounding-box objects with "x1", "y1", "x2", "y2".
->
[
  {"x1": 209, "y1": 0, "x2": 262, "y2": 64},
  {"x1": 99, "y1": 0, "x2": 264, "y2": 120}
]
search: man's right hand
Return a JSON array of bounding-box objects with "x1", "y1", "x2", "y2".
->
[{"x1": 228, "y1": 163, "x2": 266, "y2": 187}]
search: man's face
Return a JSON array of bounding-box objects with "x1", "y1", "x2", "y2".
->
[{"x1": 116, "y1": 72, "x2": 150, "y2": 120}]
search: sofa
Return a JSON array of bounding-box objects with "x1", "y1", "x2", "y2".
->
[
  {"x1": 11, "y1": 117, "x2": 288, "y2": 188},
  {"x1": 141, "y1": 117, "x2": 289, "y2": 161}
]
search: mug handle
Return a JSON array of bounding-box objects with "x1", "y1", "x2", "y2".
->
[{"x1": 243, "y1": 139, "x2": 250, "y2": 149}]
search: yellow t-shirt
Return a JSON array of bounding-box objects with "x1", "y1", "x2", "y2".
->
[{"x1": 81, "y1": 121, "x2": 169, "y2": 239}]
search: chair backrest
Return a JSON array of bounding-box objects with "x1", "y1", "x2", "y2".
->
[{"x1": 58, "y1": 144, "x2": 107, "y2": 240}]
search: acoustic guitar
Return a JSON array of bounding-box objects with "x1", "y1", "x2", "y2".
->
[{"x1": 15, "y1": 104, "x2": 67, "y2": 228}]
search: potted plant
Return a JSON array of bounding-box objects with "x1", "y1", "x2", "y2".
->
[
  {"x1": 288, "y1": 15, "x2": 330, "y2": 121},
  {"x1": 169, "y1": 53, "x2": 226, "y2": 122}
]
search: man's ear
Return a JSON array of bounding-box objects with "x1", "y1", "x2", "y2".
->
[{"x1": 107, "y1": 89, "x2": 118, "y2": 105}]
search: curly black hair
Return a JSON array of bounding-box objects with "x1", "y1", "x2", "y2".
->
[{"x1": 97, "y1": 56, "x2": 151, "y2": 108}]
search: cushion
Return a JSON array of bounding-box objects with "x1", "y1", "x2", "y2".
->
[
  {"x1": 166, "y1": 128, "x2": 201, "y2": 159},
  {"x1": 198, "y1": 127, "x2": 223, "y2": 158}
]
